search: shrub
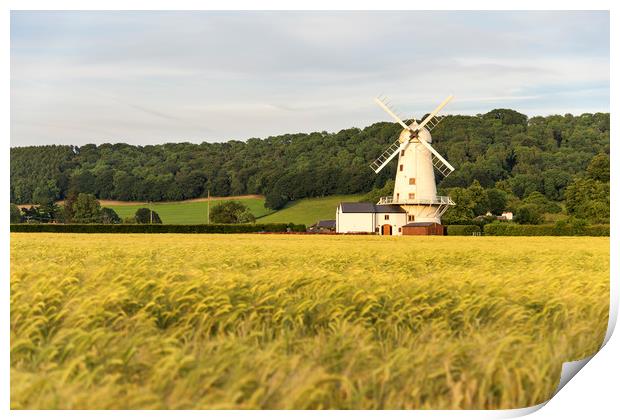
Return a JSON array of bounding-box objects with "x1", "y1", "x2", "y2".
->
[
  {"x1": 446, "y1": 225, "x2": 481, "y2": 236},
  {"x1": 10, "y1": 204, "x2": 22, "y2": 224},
  {"x1": 514, "y1": 204, "x2": 543, "y2": 225},
  {"x1": 287, "y1": 223, "x2": 307, "y2": 232},
  {"x1": 135, "y1": 208, "x2": 163, "y2": 224},
  {"x1": 584, "y1": 225, "x2": 610, "y2": 236},
  {"x1": 100, "y1": 208, "x2": 121, "y2": 224}
]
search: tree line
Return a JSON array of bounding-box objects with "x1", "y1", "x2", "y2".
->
[
  {"x1": 10, "y1": 193, "x2": 162, "y2": 225},
  {"x1": 11, "y1": 193, "x2": 256, "y2": 226},
  {"x1": 10, "y1": 109, "x2": 609, "y2": 224}
]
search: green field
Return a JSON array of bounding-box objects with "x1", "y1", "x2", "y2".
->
[
  {"x1": 258, "y1": 195, "x2": 362, "y2": 225},
  {"x1": 108, "y1": 194, "x2": 361, "y2": 226},
  {"x1": 109, "y1": 197, "x2": 272, "y2": 225},
  {"x1": 10, "y1": 234, "x2": 609, "y2": 409}
]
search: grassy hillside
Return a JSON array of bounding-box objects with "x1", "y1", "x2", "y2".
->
[
  {"x1": 106, "y1": 194, "x2": 361, "y2": 226},
  {"x1": 108, "y1": 197, "x2": 271, "y2": 225},
  {"x1": 258, "y1": 194, "x2": 362, "y2": 226}
]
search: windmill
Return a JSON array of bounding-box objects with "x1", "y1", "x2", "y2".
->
[{"x1": 370, "y1": 95, "x2": 456, "y2": 225}]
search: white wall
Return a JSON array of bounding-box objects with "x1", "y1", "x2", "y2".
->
[
  {"x1": 375, "y1": 212, "x2": 407, "y2": 236},
  {"x1": 336, "y1": 206, "x2": 408, "y2": 235},
  {"x1": 393, "y1": 126, "x2": 437, "y2": 205},
  {"x1": 400, "y1": 204, "x2": 442, "y2": 224},
  {"x1": 336, "y1": 209, "x2": 375, "y2": 233}
]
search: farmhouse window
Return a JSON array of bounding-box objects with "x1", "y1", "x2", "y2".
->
[
  {"x1": 399, "y1": 164, "x2": 403, "y2": 171},
  {"x1": 409, "y1": 193, "x2": 415, "y2": 200},
  {"x1": 398, "y1": 227, "x2": 402, "y2": 232},
  {"x1": 408, "y1": 215, "x2": 415, "y2": 222},
  {"x1": 384, "y1": 215, "x2": 390, "y2": 220},
  {"x1": 409, "y1": 178, "x2": 416, "y2": 185}
]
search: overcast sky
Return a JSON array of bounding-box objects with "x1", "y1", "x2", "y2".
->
[{"x1": 10, "y1": 11, "x2": 609, "y2": 147}]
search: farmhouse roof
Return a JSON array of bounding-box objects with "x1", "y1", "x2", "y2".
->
[
  {"x1": 316, "y1": 220, "x2": 336, "y2": 229},
  {"x1": 339, "y1": 203, "x2": 405, "y2": 213},
  {"x1": 339, "y1": 202, "x2": 376, "y2": 213},
  {"x1": 375, "y1": 204, "x2": 406, "y2": 213}
]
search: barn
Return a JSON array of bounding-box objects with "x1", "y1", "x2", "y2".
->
[
  {"x1": 401, "y1": 222, "x2": 445, "y2": 236},
  {"x1": 336, "y1": 203, "x2": 407, "y2": 235},
  {"x1": 336, "y1": 203, "x2": 449, "y2": 236}
]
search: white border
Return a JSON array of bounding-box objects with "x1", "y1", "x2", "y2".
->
[{"x1": 3, "y1": 1, "x2": 616, "y2": 419}]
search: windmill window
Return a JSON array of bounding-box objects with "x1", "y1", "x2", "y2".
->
[
  {"x1": 399, "y1": 164, "x2": 403, "y2": 171},
  {"x1": 409, "y1": 193, "x2": 416, "y2": 200},
  {"x1": 409, "y1": 178, "x2": 416, "y2": 185},
  {"x1": 396, "y1": 193, "x2": 400, "y2": 201},
  {"x1": 384, "y1": 215, "x2": 390, "y2": 220},
  {"x1": 400, "y1": 150, "x2": 405, "y2": 157},
  {"x1": 408, "y1": 215, "x2": 415, "y2": 222}
]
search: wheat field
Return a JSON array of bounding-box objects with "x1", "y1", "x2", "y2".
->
[{"x1": 10, "y1": 233, "x2": 609, "y2": 409}]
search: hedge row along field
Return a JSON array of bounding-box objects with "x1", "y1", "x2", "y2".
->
[
  {"x1": 10, "y1": 223, "x2": 306, "y2": 234},
  {"x1": 483, "y1": 223, "x2": 609, "y2": 236},
  {"x1": 446, "y1": 225, "x2": 482, "y2": 236},
  {"x1": 10, "y1": 223, "x2": 610, "y2": 236},
  {"x1": 10, "y1": 234, "x2": 609, "y2": 409},
  {"x1": 447, "y1": 224, "x2": 609, "y2": 236}
]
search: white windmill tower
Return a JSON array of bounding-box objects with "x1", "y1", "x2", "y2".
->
[{"x1": 370, "y1": 95, "x2": 456, "y2": 225}]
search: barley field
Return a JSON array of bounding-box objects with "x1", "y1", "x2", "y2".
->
[{"x1": 10, "y1": 234, "x2": 609, "y2": 409}]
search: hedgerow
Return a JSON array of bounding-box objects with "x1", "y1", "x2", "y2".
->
[
  {"x1": 10, "y1": 223, "x2": 306, "y2": 234},
  {"x1": 446, "y1": 225, "x2": 481, "y2": 236},
  {"x1": 483, "y1": 223, "x2": 609, "y2": 236}
]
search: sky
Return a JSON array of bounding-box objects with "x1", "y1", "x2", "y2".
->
[{"x1": 10, "y1": 10, "x2": 610, "y2": 147}]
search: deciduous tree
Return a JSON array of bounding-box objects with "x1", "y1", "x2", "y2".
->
[
  {"x1": 210, "y1": 201, "x2": 255, "y2": 224},
  {"x1": 73, "y1": 193, "x2": 102, "y2": 223}
]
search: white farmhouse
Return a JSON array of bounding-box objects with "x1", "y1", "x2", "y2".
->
[{"x1": 336, "y1": 203, "x2": 407, "y2": 235}]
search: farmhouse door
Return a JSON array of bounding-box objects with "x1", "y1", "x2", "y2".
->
[{"x1": 382, "y1": 224, "x2": 392, "y2": 236}]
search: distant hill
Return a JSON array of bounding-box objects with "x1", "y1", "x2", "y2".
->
[
  {"x1": 10, "y1": 109, "x2": 609, "y2": 215},
  {"x1": 258, "y1": 194, "x2": 363, "y2": 225}
]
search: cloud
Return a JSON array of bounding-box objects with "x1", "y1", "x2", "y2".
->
[{"x1": 10, "y1": 10, "x2": 609, "y2": 146}]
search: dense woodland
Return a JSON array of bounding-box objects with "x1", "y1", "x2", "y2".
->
[{"x1": 10, "y1": 109, "x2": 610, "y2": 223}]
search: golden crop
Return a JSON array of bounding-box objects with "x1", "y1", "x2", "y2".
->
[{"x1": 10, "y1": 233, "x2": 609, "y2": 409}]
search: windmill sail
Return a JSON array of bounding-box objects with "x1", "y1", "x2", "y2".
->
[
  {"x1": 370, "y1": 139, "x2": 406, "y2": 174},
  {"x1": 370, "y1": 94, "x2": 455, "y2": 177},
  {"x1": 431, "y1": 150, "x2": 454, "y2": 177},
  {"x1": 416, "y1": 95, "x2": 453, "y2": 132},
  {"x1": 423, "y1": 114, "x2": 445, "y2": 132},
  {"x1": 411, "y1": 95, "x2": 455, "y2": 177},
  {"x1": 370, "y1": 96, "x2": 413, "y2": 174},
  {"x1": 374, "y1": 96, "x2": 410, "y2": 130}
]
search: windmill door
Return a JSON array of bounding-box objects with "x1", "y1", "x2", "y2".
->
[{"x1": 382, "y1": 224, "x2": 392, "y2": 236}]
